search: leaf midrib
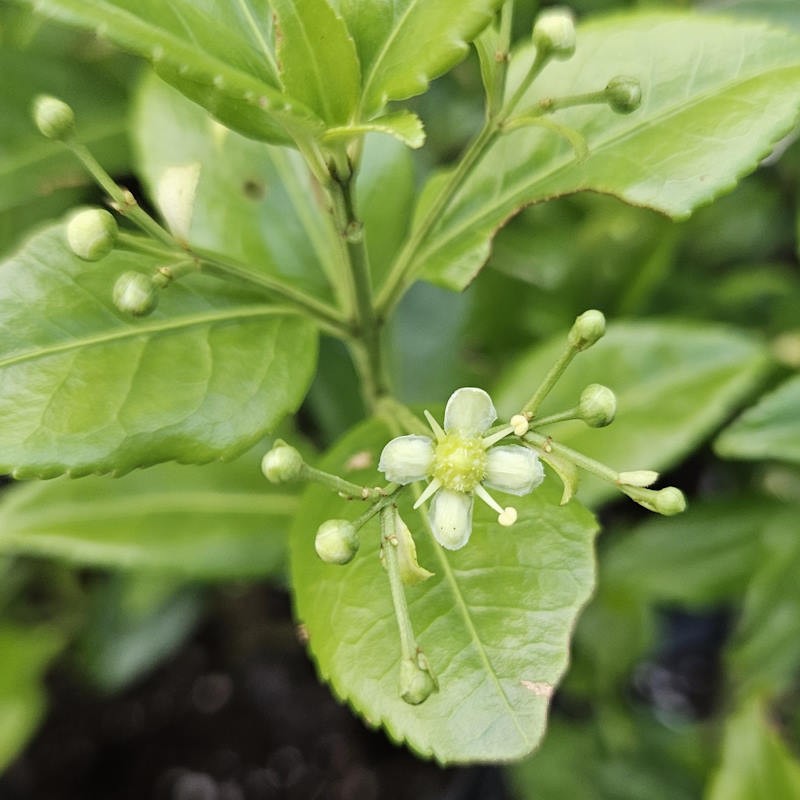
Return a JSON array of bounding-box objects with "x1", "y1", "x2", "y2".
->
[{"x1": 0, "y1": 305, "x2": 293, "y2": 369}]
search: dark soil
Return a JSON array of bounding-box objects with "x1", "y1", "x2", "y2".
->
[{"x1": 0, "y1": 585, "x2": 511, "y2": 800}]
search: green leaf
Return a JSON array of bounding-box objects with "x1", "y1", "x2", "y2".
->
[
  {"x1": 0, "y1": 447, "x2": 294, "y2": 578},
  {"x1": 290, "y1": 418, "x2": 598, "y2": 763},
  {"x1": 704, "y1": 0, "x2": 800, "y2": 31},
  {"x1": 0, "y1": 22, "x2": 133, "y2": 255},
  {"x1": 132, "y1": 73, "x2": 340, "y2": 304},
  {"x1": 323, "y1": 111, "x2": 426, "y2": 149},
  {"x1": 706, "y1": 699, "x2": 800, "y2": 800},
  {"x1": 602, "y1": 498, "x2": 773, "y2": 606},
  {"x1": 715, "y1": 374, "x2": 800, "y2": 465},
  {"x1": 726, "y1": 507, "x2": 800, "y2": 698},
  {"x1": 416, "y1": 12, "x2": 800, "y2": 290},
  {"x1": 0, "y1": 224, "x2": 318, "y2": 477},
  {"x1": 21, "y1": 0, "x2": 324, "y2": 144},
  {"x1": 334, "y1": 0, "x2": 502, "y2": 117},
  {"x1": 270, "y1": 0, "x2": 360, "y2": 126},
  {"x1": 75, "y1": 574, "x2": 201, "y2": 692},
  {"x1": 357, "y1": 134, "x2": 416, "y2": 285},
  {"x1": 0, "y1": 624, "x2": 64, "y2": 772},
  {"x1": 494, "y1": 321, "x2": 772, "y2": 507}
]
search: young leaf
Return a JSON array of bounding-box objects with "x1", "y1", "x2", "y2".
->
[
  {"x1": 21, "y1": 0, "x2": 324, "y2": 144},
  {"x1": 0, "y1": 225, "x2": 318, "y2": 477},
  {"x1": 132, "y1": 73, "x2": 341, "y2": 304},
  {"x1": 270, "y1": 0, "x2": 361, "y2": 125},
  {"x1": 494, "y1": 321, "x2": 772, "y2": 507},
  {"x1": 322, "y1": 111, "x2": 426, "y2": 149},
  {"x1": 414, "y1": 12, "x2": 800, "y2": 290},
  {"x1": 0, "y1": 448, "x2": 294, "y2": 578},
  {"x1": 706, "y1": 699, "x2": 800, "y2": 800},
  {"x1": 290, "y1": 418, "x2": 598, "y2": 763},
  {"x1": 334, "y1": 0, "x2": 502, "y2": 117},
  {"x1": 0, "y1": 624, "x2": 64, "y2": 772},
  {"x1": 714, "y1": 374, "x2": 800, "y2": 465}
]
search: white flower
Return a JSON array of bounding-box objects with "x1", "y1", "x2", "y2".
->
[{"x1": 378, "y1": 388, "x2": 544, "y2": 551}]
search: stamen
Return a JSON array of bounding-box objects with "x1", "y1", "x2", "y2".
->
[
  {"x1": 413, "y1": 478, "x2": 442, "y2": 509},
  {"x1": 510, "y1": 414, "x2": 530, "y2": 436},
  {"x1": 424, "y1": 410, "x2": 446, "y2": 442},
  {"x1": 474, "y1": 483, "x2": 504, "y2": 515},
  {"x1": 498, "y1": 507, "x2": 518, "y2": 526},
  {"x1": 482, "y1": 425, "x2": 515, "y2": 448}
]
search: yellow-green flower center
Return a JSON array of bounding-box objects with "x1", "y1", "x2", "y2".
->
[{"x1": 432, "y1": 434, "x2": 487, "y2": 492}]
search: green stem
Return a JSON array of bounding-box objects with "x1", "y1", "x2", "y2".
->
[
  {"x1": 380, "y1": 506, "x2": 418, "y2": 662},
  {"x1": 194, "y1": 248, "x2": 350, "y2": 336},
  {"x1": 375, "y1": 48, "x2": 550, "y2": 317},
  {"x1": 327, "y1": 164, "x2": 390, "y2": 409},
  {"x1": 301, "y1": 462, "x2": 395, "y2": 500},
  {"x1": 117, "y1": 232, "x2": 180, "y2": 259},
  {"x1": 376, "y1": 397, "x2": 430, "y2": 436},
  {"x1": 488, "y1": 0, "x2": 515, "y2": 118},
  {"x1": 524, "y1": 430, "x2": 619, "y2": 483},
  {"x1": 352, "y1": 486, "x2": 404, "y2": 529},
  {"x1": 66, "y1": 142, "x2": 176, "y2": 248},
  {"x1": 521, "y1": 342, "x2": 579, "y2": 417},
  {"x1": 532, "y1": 408, "x2": 580, "y2": 427}
]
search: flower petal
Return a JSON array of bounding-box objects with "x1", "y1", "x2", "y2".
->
[
  {"x1": 378, "y1": 435, "x2": 434, "y2": 484},
  {"x1": 430, "y1": 489, "x2": 473, "y2": 550},
  {"x1": 444, "y1": 387, "x2": 497, "y2": 436},
  {"x1": 484, "y1": 445, "x2": 544, "y2": 496}
]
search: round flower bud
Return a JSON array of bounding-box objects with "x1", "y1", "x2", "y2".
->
[
  {"x1": 315, "y1": 519, "x2": 359, "y2": 565},
  {"x1": 568, "y1": 309, "x2": 606, "y2": 351},
  {"x1": 32, "y1": 94, "x2": 75, "y2": 140},
  {"x1": 605, "y1": 76, "x2": 642, "y2": 114},
  {"x1": 66, "y1": 208, "x2": 118, "y2": 261},
  {"x1": 400, "y1": 657, "x2": 437, "y2": 705},
  {"x1": 532, "y1": 9, "x2": 576, "y2": 60},
  {"x1": 261, "y1": 441, "x2": 304, "y2": 483},
  {"x1": 113, "y1": 271, "x2": 158, "y2": 317},
  {"x1": 654, "y1": 487, "x2": 686, "y2": 516},
  {"x1": 578, "y1": 384, "x2": 617, "y2": 428}
]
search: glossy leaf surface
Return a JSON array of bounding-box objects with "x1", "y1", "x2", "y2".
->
[
  {"x1": 0, "y1": 225, "x2": 317, "y2": 477},
  {"x1": 416, "y1": 12, "x2": 800, "y2": 289},
  {"x1": 715, "y1": 374, "x2": 800, "y2": 465},
  {"x1": 494, "y1": 322, "x2": 771, "y2": 507},
  {"x1": 22, "y1": 0, "x2": 323, "y2": 143},
  {"x1": 0, "y1": 449, "x2": 293, "y2": 578},
  {"x1": 334, "y1": 0, "x2": 502, "y2": 116},
  {"x1": 290, "y1": 418, "x2": 598, "y2": 763}
]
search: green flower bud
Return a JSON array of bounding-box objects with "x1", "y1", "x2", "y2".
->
[
  {"x1": 113, "y1": 271, "x2": 158, "y2": 317},
  {"x1": 400, "y1": 655, "x2": 437, "y2": 705},
  {"x1": 653, "y1": 487, "x2": 686, "y2": 516},
  {"x1": 605, "y1": 76, "x2": 642, "y2": 114},
  {"x1": 261, "y1": 440, "x2": 304, "y2": 483},
  {"x1": 568, "y1": 309, "x2": 606, "y2": 351},
  {"x1": 532, "y1": 8, "x2": 576, "y2": 60},
  {"x1": 66, "y1": 208, "x2": 118, "y2": 261},
  {"x1": 32, "y1": 94, "x2": 75, "y2": 140},
  {"x1": 578, "y1": 384, "x2": 617, "y2": 428},
  {"x1": 315, "y1": 519, "x2": 359, "y2": 565}
]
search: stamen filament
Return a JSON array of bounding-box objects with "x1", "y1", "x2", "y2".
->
[
  {"x1": 413, "y1": 478, "x2": 442, "y2": 510},
  {"x1": 482, "y1": 424, "x2": 515, "y2": 448},
  {"x1": 424, "y1": 410, "x2": 446, "y2": 442}
]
